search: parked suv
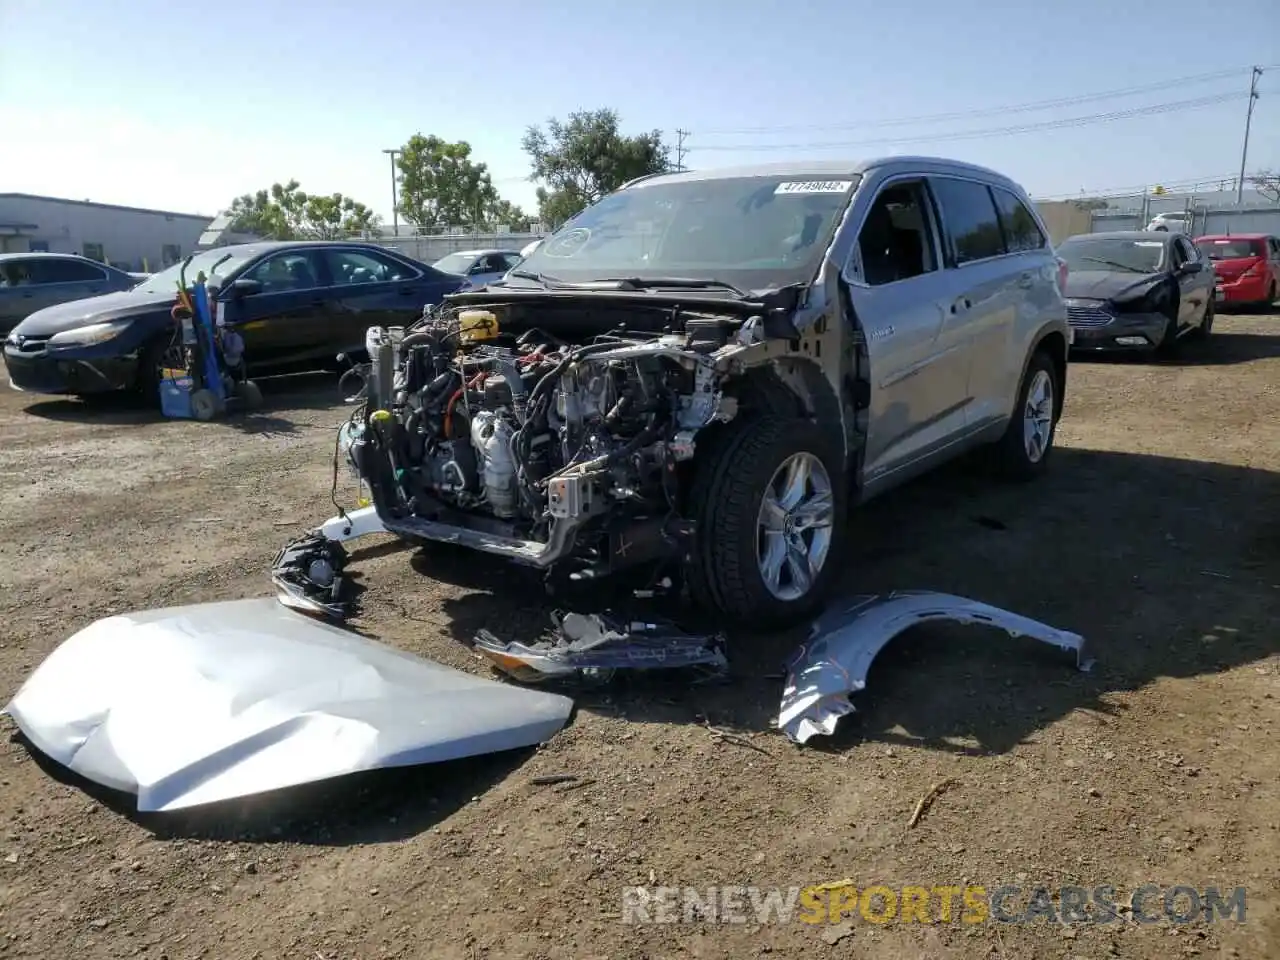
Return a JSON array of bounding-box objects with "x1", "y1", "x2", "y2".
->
[
  {"x1": 317, "y1": 157, "x2": 1070, "y2": 624},
  {"x1": 1195, "y1": 234, "x2": 1279, "y2": 309}
]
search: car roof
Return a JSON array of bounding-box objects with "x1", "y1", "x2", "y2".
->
[
  {"x1": 628, "y1": 155, "x2": 1024, "y2": 191},
  {"x1": 1064, "y1": 231, "x2": 1174, "y2": 243},
  {"x1": 192, "y1": 239, "x2": 405, "y2": 258},
  {"x1": 0, "y1": 251, "x2": 110, "y2": 263},
  {"x1": 439, "y1": 248, "x2": 520, "y2": 258},
  {"x1": 1196, "y1": 233, "x2": 1270, "y2": 240}
]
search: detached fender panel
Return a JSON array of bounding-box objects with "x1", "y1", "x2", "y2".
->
[{"x1": 778, "y1": 590, "x2": 1093, "y2": 744}]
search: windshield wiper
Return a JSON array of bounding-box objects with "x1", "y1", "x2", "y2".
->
[
  {"x1": 505, "y1": 269, "x2": 563, "y2": 287},
  {"x1": 588, "y1": 276, "x2": 749, "y2": 297},
  {"x1": 1079, "y1": 256, "x2": 1145, "y2": 274}
]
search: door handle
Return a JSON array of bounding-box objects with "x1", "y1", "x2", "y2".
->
[
  {"x1": 310, "y1": 298, "x2": 326, "y2": 307},
  {"x1": 950, "y1": 297, "x2": 971, "y2": 315},
  {"x1": 1016, "y1": 273, "x2": 1034, "y2": 289},
  {"x1": 397, "y1": 286, "x2": 415, "y2": 296}
]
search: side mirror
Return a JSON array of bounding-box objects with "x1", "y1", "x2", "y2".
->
[
  {"x1": 1178, "y1": 261, "x2": 1203, "y2": 275},
  {"x1": 231, "y1": 278, "x2": 263, "y2": 298}
]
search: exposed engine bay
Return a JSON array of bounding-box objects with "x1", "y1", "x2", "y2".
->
[{"x1": 345, "y1": 295, "x2": 763, "y2": 580}]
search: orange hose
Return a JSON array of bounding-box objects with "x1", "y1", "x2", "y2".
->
[{"x1": 443, "y1": 372, "x2": 486, "y2": 438}]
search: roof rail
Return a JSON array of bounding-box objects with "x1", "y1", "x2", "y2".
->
[{"x1": 618, "y1": 171, "x2": 669, "y2": 191}]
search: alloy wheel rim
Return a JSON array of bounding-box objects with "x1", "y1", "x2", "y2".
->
[
  {"x1": 1023, "y1": 369, "x2": 1054, "y2": 464},
  {"x1": 755, "y1": 452, "x2": 834, "y2": 602}
]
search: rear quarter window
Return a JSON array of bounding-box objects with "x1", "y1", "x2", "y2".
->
[{"x1": 992, "y1": 187, "x2": 1047, "y2": 253}]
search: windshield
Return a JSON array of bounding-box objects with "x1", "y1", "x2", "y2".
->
[
  {"x1": 1196, "y1": 238, "x2": 1264, "y2": 260},
  {"x1": 1058, "y1": 237, "x2": 1166, "y2": 274},
  {"x1": 514, "y1": 174, "x2": 861, "y2": 292},
  {"x1": 432, "y1": 253, "x2": 477, "y2": 275},
  {"x1": 133, "y1": 248, "x2": 258, "y2": 295}
]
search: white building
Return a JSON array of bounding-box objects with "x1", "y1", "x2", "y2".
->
[{"x1": 0, "y1": 193, "x2": 213, "y2": 273}]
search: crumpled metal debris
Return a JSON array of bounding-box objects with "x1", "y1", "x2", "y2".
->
[
  {"x1": 468, "y1": 610, "x2": 728, "y2": 684},
  {"x1": 271, "y1": 534, "x2": 351, "y2": 619},
  {"x1": 2, "y1": 598, "x2": 574, "y2": 812},
  {"x1": 778, "y1": 591, "x2": 1093, "y2": 744},
  {"x1": 271, "y1": 507, "x2": 392, "y2": 617}
]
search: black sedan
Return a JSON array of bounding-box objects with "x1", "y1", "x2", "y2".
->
[
  {"x1": 2, "y1": 241, "x2": 463, "y2": 398},
  {"x1": 1058, "y1": 231, "x2": 1215, "y2": 355}
]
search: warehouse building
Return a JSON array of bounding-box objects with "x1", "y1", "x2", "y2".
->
[{"x1": 0, "y1": 193, "x2": 213, "y2": 273}]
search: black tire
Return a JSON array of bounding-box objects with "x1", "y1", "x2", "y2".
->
[
  {"x1": 234, "y1": 379, "x2": 264, "y2": 410},
  {"x1": 1188, "y1": 297, "x2": 1214, "y2": 341},
  {"x1": 190, "y1": 388, "x2": 220, "y2": 422},
  {"x1": 137, "y1": 334, "x2": 183, "y2": 403},
  {"x1": 1153, "y1": 310, "x2": 1182, "y2": 356},
  {"x1": 994, "y1": 349, "x2": 1059, "y2": 482},
  {"x1": 685, "y1": 415, "x2": 848, "y2": 626}
]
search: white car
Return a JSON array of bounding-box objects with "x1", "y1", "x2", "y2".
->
[
  {"x1": 431, "y1": 249, "x2": 524, "y2": 289},
  {"x1": 1146, "y1": 213, "x2": 1191, "y2": 234}
]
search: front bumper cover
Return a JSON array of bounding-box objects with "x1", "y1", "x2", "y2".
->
[{"x1": 1068, "y1": 311, "x2": 1168, "y2": 352}]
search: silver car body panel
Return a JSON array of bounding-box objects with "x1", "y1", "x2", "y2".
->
[
  {"x1": 778, "y1": 591, "x2": 1093, "y2": 744},
  {"x1": 2, "y1": 598, "x2": 574, "y2": 811},
  {"x1": 626, "y1": 156, "x2": 1069, "y2": 497}
]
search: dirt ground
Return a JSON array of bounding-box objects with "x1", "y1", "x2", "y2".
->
[{"x1": 1, "y1": 312, "x2": 1278, "y2": 960}]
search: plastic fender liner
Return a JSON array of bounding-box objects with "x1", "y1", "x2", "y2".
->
[{"x1": 778, "y1": 590, "x2": 1093, "y2": 744}]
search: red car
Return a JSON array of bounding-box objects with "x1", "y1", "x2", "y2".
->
[{"x1": 1195, "y1": 234, "x2": 1280, "y2": 309}]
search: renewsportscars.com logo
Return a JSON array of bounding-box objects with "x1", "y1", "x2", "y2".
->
[{"x1": 620, "y1": 883, "x2": 1248, "y2": 926}]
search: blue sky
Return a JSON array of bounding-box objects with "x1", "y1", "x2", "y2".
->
[{"x1": 1, "y1": 0, "x2": 1277, "y2": 222}]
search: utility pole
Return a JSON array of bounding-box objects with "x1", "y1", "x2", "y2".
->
[
  {"x1": 1236, "y1": 66, "x2": 1263, "y2": 205},
  {"x1": 674, "y1": 129, "x2": 690, "y2": 172},
  {"x1": 382, "y1": 148, "x2": 401, "y2": 235}
]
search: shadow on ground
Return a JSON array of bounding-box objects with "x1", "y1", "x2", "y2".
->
[
  {"x1": 15, "y1": 729, "x2": 533, "y2": 846},
  {"x1": 14, "y1": 447, "x2": 1276, "y2": 845},
  {"x1": 422, "y1": 445, "x2": 1280, "y2": 754},
  {"x1": 19, "y1": 370, "x2": 343, "y2": 434},
  {"x1": 1072, "y1": 329, "x2": 1280, "y2": 367}
]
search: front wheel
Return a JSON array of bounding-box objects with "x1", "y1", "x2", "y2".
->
[
  {"x1": 686, "y1": 415, "x2": 848, "y2": 626},
  {"x1": 1188, "y1": 298, "x2": 1214, "y2": 341},
  {"x1": 994, "y1": 349, "x2": 1059, "y2": 482}
]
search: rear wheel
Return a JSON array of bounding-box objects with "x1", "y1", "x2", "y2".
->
[
  {"x1": 686, "y1": 415, "x2": 848, "y2": 626},
  {"x1": 994, "y1": 349, "x2": 1059, "y2": 481}
]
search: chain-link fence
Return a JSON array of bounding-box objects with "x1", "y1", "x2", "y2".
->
[{"x1": 367, "y1": 230, "x2": 543, "y2": 264}]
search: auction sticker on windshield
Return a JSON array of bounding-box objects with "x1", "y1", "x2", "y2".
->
[{"x1": 775, "y1": 181, "x2": 853, "y2": 195}]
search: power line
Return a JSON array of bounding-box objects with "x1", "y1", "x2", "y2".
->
[
  {"x1": 690, "y1": 92, "x2": 1242, "y2": 152},
  {"x1": 697, "y1": 64, "x2": 1276, "y2": 136},
  {"x1": 1033, "y1": 172, "x2": 1250, "y2": 201}
]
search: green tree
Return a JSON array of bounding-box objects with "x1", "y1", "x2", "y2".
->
[
  {"x1": 521, "y1": 109, "x2": 669, "y2": 228},
  {"x1": 395, "y1": 135, "x2": 500, "y2": 230},
  {"x1": 227, "y1": 180, "x2": 381, "y2": 239},
  {"x1": 486, "y1": 198, "x2": 532, "y2": 231}
]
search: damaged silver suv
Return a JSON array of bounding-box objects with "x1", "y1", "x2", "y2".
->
[{"x1": 277, "y1": 157, "x2": 1069, "y2": 625}]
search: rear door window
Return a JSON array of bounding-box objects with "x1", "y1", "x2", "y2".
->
[
  {"x1": 929, "y1": 177, "x2": 1007, "y2": 265},
  {"x1": 25, "y1": 257, "x2": 107, "y2": 284}
]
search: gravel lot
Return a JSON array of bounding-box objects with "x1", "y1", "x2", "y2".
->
[{"x1": 1, "y1": 312, "x2": 1278, "y2": 960}]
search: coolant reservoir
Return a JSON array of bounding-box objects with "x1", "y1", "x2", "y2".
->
[{"x1": 458, "y1": 309, "x2": 499, "y2": 343}]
